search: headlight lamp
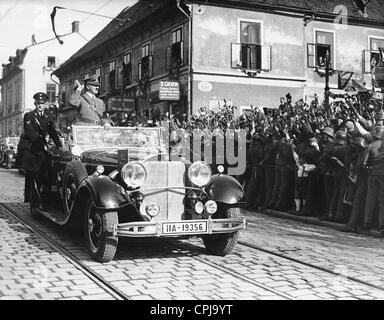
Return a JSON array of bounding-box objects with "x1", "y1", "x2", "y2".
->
[
  {"x1": 188, "y1": 161, "x2": 211, "y2": 187},
  {"x1": 121, "y1": 162, "x2": 147, "y2": 188}
]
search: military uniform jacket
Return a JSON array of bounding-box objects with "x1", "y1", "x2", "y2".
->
[
  {"x1": 22, "y1": 109, "x2": 62, "y2": 154},
  {"x1": 70, "y1": 90, "x2": 108, "y2": 125}
]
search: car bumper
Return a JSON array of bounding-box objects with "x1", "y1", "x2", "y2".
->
[{"x1": 114, "y1": 218, "x2": 247, "y2": 238}]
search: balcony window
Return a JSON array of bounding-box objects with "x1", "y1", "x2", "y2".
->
[
  {"x1": 231, "y1": 43, "x2": 271, "y2": 72},
  {"x1": 231, "y1": 21, "x2": 271, "y2": 72},
  {"x1": 167, "y1": 28, "x2": 184, "y2": 72}
]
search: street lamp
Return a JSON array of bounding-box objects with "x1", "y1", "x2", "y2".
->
[{"x1": 314, "y1": 49, "x2": 337, "y2": 117}]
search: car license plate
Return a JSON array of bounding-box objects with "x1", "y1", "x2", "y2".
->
[{"x1": 162, "y1": 221, "x2": 208, "y2": 235}]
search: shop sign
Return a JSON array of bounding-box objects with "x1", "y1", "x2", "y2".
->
[
  {"x1": 159, "y1": 81, "x2": 180, "y2": 101},
  {"x1": 198, "y1": 81, "x2": 213, "y2": 92}
]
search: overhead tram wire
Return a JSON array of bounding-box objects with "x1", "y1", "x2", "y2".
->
[
  {"x1": 81, "y1": 0, "x2": 114, "y2": 23},
  {"x1": 50, "y1": 5, "x2": 129, "y2": 45}
]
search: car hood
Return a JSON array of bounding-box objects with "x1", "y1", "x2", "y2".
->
[{"x1": 81, "y1": 148, "x2": 160, "y2": 165}]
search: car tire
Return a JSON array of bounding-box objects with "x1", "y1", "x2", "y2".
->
[
  {"x1": 84, "y1": 198, "x2": 118, "y2": 263},
  {"x1": 202, "y1": 207, "x2": 240, "y2": 256},
  {"x1": 62, "y1": 160, "x2": 88, "y2": 215}
]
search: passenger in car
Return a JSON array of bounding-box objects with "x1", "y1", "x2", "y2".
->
[{"x1": 70, "y1": 76, "x2": 112, "y2": 128}]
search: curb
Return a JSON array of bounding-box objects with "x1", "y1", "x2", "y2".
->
[{"x1": 242, "y1": 208, "x2": 384, "y2": 238}]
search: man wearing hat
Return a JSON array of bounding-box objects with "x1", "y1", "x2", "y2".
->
[
  {"x1": 19, "y1": 92, "x2": 63, "y2": 210},
  {"x1": 70, "y1": 76, "x2": 112, "y2": 127}
]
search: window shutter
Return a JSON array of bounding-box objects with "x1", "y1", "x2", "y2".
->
[
  {"x1": 138, "y1": 61, "x2": 142, "y2": 80},
  {"x1": 362, "y1": 50, "x2": 371, "y2": 74},
  {"x1": 307, "y1": 43, "x2": 317, "y2": 68},
  {"x1": 261, "y1": 45, "x2": 272, "y2": 71},
  {"x1": 231, "y1": 43, "x2": 242, "y2": 69}
]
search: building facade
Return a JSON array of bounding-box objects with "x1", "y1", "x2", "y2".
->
[
  {"x1": 0, "y1": 29, "x2": 86, "y2": 137},
  {"x1": 53, "y1": 0, "x2": 384, "y2": 125}
]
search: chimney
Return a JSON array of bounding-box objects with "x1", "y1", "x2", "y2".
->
[{"x1": 72, "y1": 21, "x2": 79, "y2": 33}]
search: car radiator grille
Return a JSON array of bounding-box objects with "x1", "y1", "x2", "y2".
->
[{"x1": 140, "y1": 161, "x2": 186, "y2": 221}]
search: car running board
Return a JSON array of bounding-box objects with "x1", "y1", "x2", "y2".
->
[{"x1": 35, "y1": 206, "x2": 68, "y2": 225}]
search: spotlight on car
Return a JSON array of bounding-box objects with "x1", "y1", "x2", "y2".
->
[
  {"x1": 121, "y1": 162, "x2": 147, "y2": 188},
  {"x1": 204, "y1": 200, "x2": 217, "y2": 215},
  {"x1": 188, "y1": 161, "x2": 211, "y2": 187},
  {"x1": 96, "y1": 165, "x2": 104, "y2": 174},
  {"x1": 195, "y1": 201, "x2": 204, "y2": 214},
  {"x1": 146, "y1": 204, "x2": 160, "y2": 217}
]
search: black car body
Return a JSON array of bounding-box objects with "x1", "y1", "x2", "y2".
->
[{"x1": 29, "y1": 125, "x2": 247, "y2": 262}]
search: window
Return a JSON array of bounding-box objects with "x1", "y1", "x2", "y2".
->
[
  {"x1": 122, "y1": 52, "x2": 132, "y2": 86},
  {"x1": 307, "y1": 31, "x2": 334, "y2": 69},
  {"x1": 139, "y1": 44, "x2": 153, "y2": 80},
  {"x1": 167, "y1": 28, "x2": 184, "y2": 72},
  {"x1": 109, "y1": 60, "x2": 116, "y2": 90},
  {"x1": 231, "y1": 20, "x2": 271, "y2": 72},
  {"x1": 7, "y1": 85, "x2": 13, "y2": 114},
  {"x1": 47, "y1": 56, "x2": 56, "y2": 68},
  {"x1": 61, "y1": 84, "x2": 66, "y2": 106},
  {"x1": 46, "y1": 83, "x2": 57, "y2": 102},
  {"x1": 363, "y1": 37, "x2": 384, "y2": 73},
  {"x1": 142, "y1": 43, "x2": 150, "y2": 58},
  {"x1": 15, "y1": 82, "x2": 21, "y2": 110}
]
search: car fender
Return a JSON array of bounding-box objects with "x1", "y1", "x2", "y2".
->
[
  {"x1": 204, "y1": 174, "x2": 244, "y2": 205},
  {"x1": 76, "y1": 175, "x2": 130, "y2": 210}
]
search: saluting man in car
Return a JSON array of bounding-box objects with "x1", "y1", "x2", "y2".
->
[{"x1": 70, "y1": 76, "x2": 112, "y2": 128}]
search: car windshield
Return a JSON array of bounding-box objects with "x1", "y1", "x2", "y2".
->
[{"x1": 71, "y1": 126, "x2": 161, "y2": 150}]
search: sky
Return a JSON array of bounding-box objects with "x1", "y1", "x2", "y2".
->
[{"x1": 0, "y1": 0, "x2": 138, "y2": 65}]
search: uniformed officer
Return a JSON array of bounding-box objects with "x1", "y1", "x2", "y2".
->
[
  {"x1": 70, "y1": 76, "x2": 112, "y2": 128},
  {"x1": 19, "y1": 92, "x2": 62, "y2": 208}
]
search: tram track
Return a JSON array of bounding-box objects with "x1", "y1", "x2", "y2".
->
[
  {"x1": 3, "y1": 200, "x2": 384, "y2": 300},
  {"x1": 241, "y1": 221, "x2": 384, "y2": 294},
  {"x1": 0, "y1": 203, "x2": 130, "y2": 300}
]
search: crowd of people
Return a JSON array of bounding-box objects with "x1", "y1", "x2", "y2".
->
[{"x1": 129, "y1": 90, "x2": 383, "y2": 234}]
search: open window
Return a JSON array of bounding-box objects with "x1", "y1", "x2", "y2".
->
[
  {"x1": 122, "y1": 52, "x2": 132, "y2": 86},
  {"x1": 138, "y1": 43, "x2": 153, "y2": 80},
  {"x1": 109, "y1": 60, "x2": 116, "y2": 90},
  {"x1": 307, "y1": 30, "x2": 334, "y2": 69},
  {"x1": 166, "y1": 28, "x2": 184, "y2": 71},
  {"x1": 231, "y1": 43, "x2": 271, "y2": 72},
  {"x1": 362, "y1": 38, "x2": 384, "y2": 74}
]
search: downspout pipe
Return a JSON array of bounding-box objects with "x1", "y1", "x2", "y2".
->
[{"x1": 176, "y1": 0, "x2": 192, "y2": 118}]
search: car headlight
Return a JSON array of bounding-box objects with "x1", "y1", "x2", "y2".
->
[
  {"x1": 188, "y1": 161, "x2": 211, "y2": 187},
  {"x1": 121, "y1": 162, "x2": 147, "y2": 188}
]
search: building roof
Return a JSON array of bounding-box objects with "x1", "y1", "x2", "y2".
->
[
  {"x1": 200, "y1": 0, "x2": 384, "y2": 23},
  {"x1": 54, "y1": 0, "x2": 174, "y2": 74},
  {"x1": 54, "y1": 0, "x2": 384, "y2": 75}
]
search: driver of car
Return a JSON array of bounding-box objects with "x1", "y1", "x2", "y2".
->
[
  {"x1": 19, "y1": 92, "x2": 63, "y2": 207},
  {"x1": 70, "y1": 76, "x2": 112, "y2": 129}
]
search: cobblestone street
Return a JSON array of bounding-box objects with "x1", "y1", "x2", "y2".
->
[{"x1": 1, "y1": 167, "x2": 384, "y2": 300}]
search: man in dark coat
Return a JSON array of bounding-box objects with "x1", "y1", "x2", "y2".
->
[{"x1": 19, "y1": 92, "x2": 62, "y2": 207}]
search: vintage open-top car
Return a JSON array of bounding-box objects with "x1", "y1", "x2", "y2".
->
[
  {"x1": 0, "y1": 136, "x2": 20, "y2": 169},
  {"x1": 30, "y1": 125, "x2": 247, "y2": 262}
]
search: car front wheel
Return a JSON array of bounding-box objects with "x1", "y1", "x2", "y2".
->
[
  {"x1": 84, "y1": 198, "x2": 118, "y2": 263},
  {"x1": 202, "y1": 207, "x2": 240, "y2": 256}
]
